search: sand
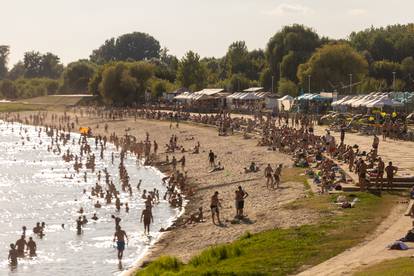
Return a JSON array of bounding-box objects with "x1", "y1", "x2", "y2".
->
[
  {"x1": 13, "y1": 111, "x2": 318, "y2": 273},
  {"x1": 10, "y1": 110, "x2": 414, "y2": 275}
]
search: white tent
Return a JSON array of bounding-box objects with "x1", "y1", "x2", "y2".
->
[
  {"x1": 331, "y1": 96, "x2": 351, "y2": 107},
  {"x1": 278, "y1": 95, "x2": 294, "y2": 101},
  {"x1": 366, "y1": 97, "x2": 404, "y2": 108},
  {"x1": 343, "y1": 96, "x2": 365, "y2": 106},
  {"x1": 276, "y1": 95, "x2": 294, "y2": 111},
  {"x1": 174, "y1": 92, "x2": 192, "y2": 101},
  {"x1": 350, "y1": 93, "x2": 378, "y2": 107}
]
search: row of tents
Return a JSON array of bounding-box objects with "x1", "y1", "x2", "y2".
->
[{"x1": 331, "y1": 93, "x2": 409, "y2": 109}]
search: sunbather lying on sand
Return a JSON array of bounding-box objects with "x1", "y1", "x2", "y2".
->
[
  {"x1": 244, "y1": 162, "x2": 259, "y2": 173},
  {"x1": 209, "y1": 162, "x2": 224, "y2": 173}
]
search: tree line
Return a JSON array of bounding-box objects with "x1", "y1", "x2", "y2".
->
[{"x1": 1, "y1": 24, "x2": 414, "y2": 102}]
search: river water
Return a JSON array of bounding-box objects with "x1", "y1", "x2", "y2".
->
[{"x1": 0, "y1": 121, "x2": 179, "y2": 275}]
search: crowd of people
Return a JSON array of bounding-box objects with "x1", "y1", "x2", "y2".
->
[{"x1": 1, "y1": 105, "x2": 407, "y2": 270}]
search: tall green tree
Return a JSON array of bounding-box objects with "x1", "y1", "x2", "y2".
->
[
  {"x1": 0, "y1": 45, "x2": 10, "y2": 80},
  {"x1": 40, "y1": 52, "x2": 64, "y2": 79},
  {"x1": 8, "y1": 62, "x2": 26, "y2": 80},
  {"x1": 62, "y1": 61, "x2": 97, "y2": 92},
  {"x1": 177, "y1": 51, "x2": 207, "y2": 91},
  {"x1": 23, "y1": 51, "x2": 43, "y2": 78},
  {"x1": 90, "y1": 32, "x2": 161, "y2": 64},
  {"x1": 0, "y1": 79, "x2": 17, "y2": 98},
  {"x1": 278, "y1": 78, "x2": 298, "y2": 96},
  {"x1": 266, "y1": 24, "x2": 321, "y2": 83},
  {"x1": 97, "y1": 61, "x2": 154, "y2": 105},
  {"x1": 369, "y1": 60, "x2": 401, "y2": 87},
  {"x1": 350, "y1": 24, "x2": 414, "y2": 62},
  {"x1": 297, "y1": 43, "x2": 368, "y2": 92},
  {"x1": 23, "y1": 51, "x2": 63, "y2": 79},
  {"x1": 225, "y1": 41, "x2": 249, "y2": 77}
]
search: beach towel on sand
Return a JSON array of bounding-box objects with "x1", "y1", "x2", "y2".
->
[{"x1": 389, "y1": 241, "x2": 409, "y2": 250}]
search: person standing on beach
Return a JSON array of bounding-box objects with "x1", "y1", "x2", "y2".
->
[
  {"x1": 210, "y1": 191, "x2": 222, "y2": 225},
  {"x1": 235, "y1": 186, "x2": 248, "y2": 218},
  {"x1": 208, "y1": 150, "x2": 215, "y2": 167},
  {"x1": 113, "y1": 225, "x2": 128, "y2": 260},
  {"x1": 264, "y1": 164, "x2": 273, "y2": 189},
  {"x1": 375, "y1": 157, "x2": 385, "y2": 189},
  {"x1": 340, "y1": 125, "x2": 346, "y2": 145},
  {"x1": 140, "y1": 206, "x2": 154, "y2": 235},
  {"x1": 385, "y1": 162, "x2": 398, "y2": 189},
  {"x1": 358, "y1": 160, "x2": 367, "y2": 191},
  {"x1": 372, "y1": 134, "x2": 380, "y2": 155},
  {"x1": 274, "y1": 164, "x2": 282, "y2": 189}
]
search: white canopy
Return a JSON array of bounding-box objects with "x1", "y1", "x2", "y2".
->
[
  {"x1": 278, "y1": 95, "x2": 294, "y2": 101},
  {"x1": 331, "y1": 96, "x2": 351, "y2": 106},
  {"x1": 174, "y1": 92, "x2": 192, "y2": 100},
  {"x1": 227, "y1": 92, "x2": 268, "y2": 100},
  {"x1": 340, "y1": 96, "x2": 362, "y2": 106},
  {"x1": 351, "y1": 94, "x2": 375, "y2": 107},
  {"x1": 366, "y1": 97, "x2": 404, "y2": 108}
]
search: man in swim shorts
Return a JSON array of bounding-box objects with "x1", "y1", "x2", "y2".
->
[
  {"x1": 210, "y1": 191, "x2": 222, "y2": 225},
  {"x1": 113, "y1": 225, "x2": 128, "y2": 260}
]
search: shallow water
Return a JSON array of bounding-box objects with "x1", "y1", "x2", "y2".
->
[{"x1": 0, "y1": 121, "x2": 179, "y2": 276}]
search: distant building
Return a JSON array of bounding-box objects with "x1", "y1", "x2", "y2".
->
[{"x1": 164, "y1": 87, "x2": 189, "y2": 102}]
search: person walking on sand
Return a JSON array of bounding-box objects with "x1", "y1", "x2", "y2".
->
[
  {"x1": 274, "y1": 164, "x2": 282, "y2": 189},
  {"x1": 140, "y1": 206, "x2": 154, "y2": 235},
  {"x1": 385, "y1": 162, "x2": 398, "y2": 189},
  {"x1": 210, "y1": 191, "x2": 222, "y2": 225},
  {"x1": 358, "y1": 160, "x2": 367, "y2": 191},
  {"x1": 372, "y1": 134, "x2": 380, "y2": 155},
  {"x1": 264, "y1": 164, "x2": 274, "y2": 189},
  {"x1": 208, "y1": 150, "x2": 215, "y2": 167},
  {"x1": 235, "y1": 186, "x2": 249, "y2": 218},
  {"x1": 375, "y1": 157, "x2": 385, "y2": 189},
  {"x1": 113, "y1": 225, "x2": 128, "y2": 260},
  {"x1": 340, "y1": 125, "x2": 346, "y2": 145}
]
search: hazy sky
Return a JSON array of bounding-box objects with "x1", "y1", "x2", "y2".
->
[{"x1": 2, "y1": 0, "x2": 414, "y2": 66}]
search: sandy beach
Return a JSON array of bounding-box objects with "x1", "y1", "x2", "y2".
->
[
  {"x1": 11, "y1": 110, "x2": 320, "y2": 270},
  {"x1": 8, "y1": 109, "x2": 414, "y2": 275}
]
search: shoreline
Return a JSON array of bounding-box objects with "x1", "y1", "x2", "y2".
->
[
  {"x1": 0, "y1": 117, "x2": 188, "y2": 276},
  {"x1": 5, "y1": 111, "x2": 319, "y2": 275}
]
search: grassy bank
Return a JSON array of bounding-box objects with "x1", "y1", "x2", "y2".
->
[
  {"x1": 136, "y1": 192, "x2": 399, "y2": 276},
  {"x1": 0, "y1": 102, "x2": 45, "y2": 112},
  {"x1": 354, "y1": 257, "x2": 414, "y2": 276}
]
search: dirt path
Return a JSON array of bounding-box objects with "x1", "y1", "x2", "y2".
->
[
  {"x1": 296, "y1": 126, "x2": 414, "y2": 275},
  {"x1": 297, "y1": 201, "x2": 412, "y2": 276}
]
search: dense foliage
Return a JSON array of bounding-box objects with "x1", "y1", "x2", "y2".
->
[
  {"x1": 90, "y1": 32, "x2": 161, "y2": 64},
  {"x1": 2, "y1": 23, "x2": 414, "y2": 102}
]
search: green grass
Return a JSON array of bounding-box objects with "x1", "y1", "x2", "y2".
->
[
  {"x1": 0, "y1": 102, "x2": 45, "y2": 112},
  {"x1": 283, "y1": 167, "x2": 313, "y2": 196},
  {"x1": 16, "y1": 94, "x2": 91, "y2": 106},
  {"x1": 137, "y1": 192, "x2": 398, "y2": 276},
  {"x1": 354, "y1": 257, "x2": 414, "y2": 276}
]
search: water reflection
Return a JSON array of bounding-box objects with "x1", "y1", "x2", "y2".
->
[{"x1": 0, "y1": 121, "x2": 179, "y2": 275}]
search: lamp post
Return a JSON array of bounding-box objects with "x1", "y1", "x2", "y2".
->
[
  {"x1": 392, "y1": 71, "x2": 396, "y2": 91},
  {"x1": 349, "y1": 74, "x2": 353, "y2": 94},
  {"x1": 308, "y1": 75, "x2": 311, "y2": 93}
]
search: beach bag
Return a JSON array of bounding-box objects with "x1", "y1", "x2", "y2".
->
[
  {"x1": 389, "y1": 241, "x2": 409, "y2": 250},
  {"x1": 404, "y1": 231, "x2": 414, "y2": 242}
]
